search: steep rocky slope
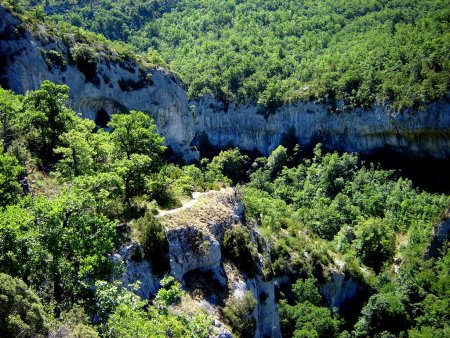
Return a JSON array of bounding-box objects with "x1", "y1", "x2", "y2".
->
[
  {"x1": 424, "y1": 210, "x2": 450, "y2": 260},
  {"x1": 113, "y1": 189, "x2": 280, "y2": 337},
  {"x1": 113, "y1": 189, "x2": 371, "y2": 338},
  {"x1": 193, "y1": 95, "x2": 450, "y2": 159},
  {"x1": 1, "y1": 4, "x2": 450, "y2": 162},
  {"x1": 0, "y1": 5, "x2": 196, "y2": 160}
]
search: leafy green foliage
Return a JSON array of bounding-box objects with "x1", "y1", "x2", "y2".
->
[
  {"x1": 37, "y1": 0, "x2": 178, "y2": 43},
  {"x1": 0, "y1": 152, "x2": 23, "y2": 207},
  {"x1": 0, "y1": 273, "x2": 50, "y2": 338},
  {"x1": 105, "y1": 277, "x2": 209, "y2": 338},
  {"x1": 26, "y1": 0, "x2": 450, "y2": 111},
  {"x1": 50, "y1": 104, "x2": 168, "y2": 210},
  {"x1": 207, "y1": 148, "x2": 250, "y2": 184},
  {"x1": 94, "y1": 280, "x2": 145, "y2": 321},
  {"x1": 267, "y1": 145, "x2": 289, "y2": 178},
  {"x1": 106, "y1": 304, "x2": 153, "y2": 338},
  {"x1": 0, "y1": 190, "x2": 116, "y2": 308},
  {"x1": 110, "y1": 110, "x2": 166, "y2": 203},
  {"x1": 70, "y1": 43, "x2": 100, "y2": 84},
  {"x1": 292, "y1": 278, "x2": 322, "y2": 306},
  {"x1": 243, "y1": 143, "x2": 450, "y2": 337},
  {"x1": 0, "y1": 88, "x2": 22, "y2": 152},
  {"x1": 109, "y1": 111, "x2": 165, "y2": 161},
  {"x1": 133, "y1": 212, "x2": 169, "y2": 277},
  {"x1": 280, "y1": 300, "x2": 341, "y2": 338},
  {"x1": 49, "y1": 305, "x2": 99, "y2": 338},
  {"x1": 55, "y1": 119, "x2": 96, "y2": 177},
  {"x1": 222, "y1": 224, "x2": 258, "y2": 276},
  {"x1": 154, "y1": 276, "x2": 184, "y2": 307},
  {"x1": 279, "y1": 279, "x2": 341, "y2": 338},
  {"x1": 19, "y1": 80, "x2": 76, "y2": 165},
  {"x1": 352, "y1": 218, "x2": 395, "y2": 273},
  {"x1": 222, "y1": 291, "x2": 257, "y2": 338},
  {"x1": 106, "y1": 303, "x2": 211, "y2": 338},
  {"x1": 353, "y1": 292, "x2": 408, "y2": 337}
]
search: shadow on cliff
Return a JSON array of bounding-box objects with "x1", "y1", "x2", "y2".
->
[
  {"x1": 184, "y1": 269, "x2": 230, "y2": 307},
  {"x1": 362, "y1": 149, "x2": 450, "y2": 194}
]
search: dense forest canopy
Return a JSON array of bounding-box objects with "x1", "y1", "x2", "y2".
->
[
  {"x1": 0, "y1": 80, "x2": 449, "y2": 337},
  {"x1": 1, "y1": 1, "x2": 450, "y2": 337},
  {"x1": 21, "y1": 0, "x2": 450, "y2": 111}
]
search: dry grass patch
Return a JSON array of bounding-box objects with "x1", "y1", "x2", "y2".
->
[
  {"x1": 161, "y1": 188, "x2": 236, "y2": 230},
  {"x1": 28, "y1": 167, "x2": 62, "y2": 198}
]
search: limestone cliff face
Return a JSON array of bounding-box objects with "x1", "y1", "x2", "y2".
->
[
  {"x1": 112, "y1": 243, "x2": 161, "y2": 300},
  {"x1": 0, "y1": 5, "x2": 196, "y2": 160},
  {"x1": 2, "y1": 4, "x2": 450, "y2": 161},
  {"x1": 159, "y1": 189, "x2": 281, "y2": 338},
  {"x1": 161, "y1": 189, "x2": 242, "y2": 281},
  {"x1": 319, "y1": 272, "x2": 369, "y2": 323},
  {"x1": 192, "y1": 95, "x2": 450, "y2": 159},
  {"x1": 424, "y1": 210, "x2": 450, "y2": 260},
  {"x1": 231, "y1": 274, "x2": 281, "y2": 338},
  {"x1": 112, "y1": 189, "x2": 282, "y2": 337}
]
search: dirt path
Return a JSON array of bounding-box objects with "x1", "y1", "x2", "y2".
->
[{"x1": 157, "y1": 191, "x2": 203, "y2": 217}]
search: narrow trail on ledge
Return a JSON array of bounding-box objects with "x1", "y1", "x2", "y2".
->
[{"x1": 156, "y1": 191, "x2": 203, "y2": 217}]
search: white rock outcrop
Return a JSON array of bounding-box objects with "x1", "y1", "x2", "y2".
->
[
  {"x1": 424, "y1": 210, "x2": 450, "y2": 260},
  {"x1": 231, "y1": 275, "x2": 281, "y2": 338},
  {"x1": 320, "y1": 273, "x2": 366, "y2": 311},
  {"x1": 112, "y1": 243, "x2": 160, "y2": 300},
  {"x1": 161, "y1": 189, "x2": 242, "y2": 282},
  {"x1": 192, "y1": 94, "x2": 450, "y2": 159}
]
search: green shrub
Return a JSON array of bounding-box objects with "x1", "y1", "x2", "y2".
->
[
  {"x1": 292, "y1": 278, "x2": 322, "y2": 306},
  {"x1": 222, "y1": 291, "x2": 257, "y2": 338},
  {"x1": 207, "y1": 148, "x2": 250, "y2": 184},
  {"x1": 154, "y1": 276, "x2": 184, "y2": 307},
  {"x1": 49, "y1": 305, "x2": 99, "y2": 338},
  {"x1": 353, "y1": 292, "x2": 408, "y2": 337},
  {"x1": 133, "y1": 212, "x2": 170, "y2": 277},
  {"x1": 279, "y1": 277, "x2": 342, "y2": 338},
  {"x1": 95, "y1": 280, "x2": 145, "y2": 322},
  {"x1": 280, "y1": 300, "x2": 341, "y2": 338},
  {"x1": 70, "y1": 43, "x2": 100, "y2": 85},
  {"x1": 0, "y1": 152, "x2": 23, "y2": 208},
  {"x1": 222, "y1": 225, "x2": 258, "y2": 277},
  {"x1": 0, "y1": 273, "x2": 50, "y2": 338},
  {"x1": 44, "y1": 49, "x2": 67, "y2": 71},
  {"x1": 352, "y1": 218, "x2": 395, "y2": 273}
]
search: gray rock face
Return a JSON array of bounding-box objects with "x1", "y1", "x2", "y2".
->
[
  {"x1": 2, "y1": 5, "x2": 450, "y2": 161},
  {"x1": 162, "y1": 189, "x2": 243, "y2": 282},
  {"x1": 112, "y1": 243, "x2": 160, "y2": 300},
  {"x1": 0, "y1": 5, "x2": 197, "y2": 160},
  {"x1": 424, "y1": 211, "x2": 450, "y2": 260},
  {"x1": 231, "y1": 276, "x2": 281, "y2": 338},
  {"x1": 320, "y1": 273, "x2": 366, "y2": 312},
  {"x1": 166, "y1": 225, "x2": 224, "y2": 282},
  {"x1": 192, "y1": 95, "x2": 450, "y2": 159}
]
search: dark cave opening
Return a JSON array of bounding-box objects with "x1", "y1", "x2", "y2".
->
[{"x1": 95, "y1": 108, "x2": 111, "y2": 128}]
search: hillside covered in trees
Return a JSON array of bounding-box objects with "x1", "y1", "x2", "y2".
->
[
  {"x1": 1, "y1": 1, "x2": 450, "y2": 338},
  {"x1": 22, "y1": 0, "x2": 450, "y2": 111},
  {"x1": 0, "y1": 80, "x2": 449, "y2": 337}
]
